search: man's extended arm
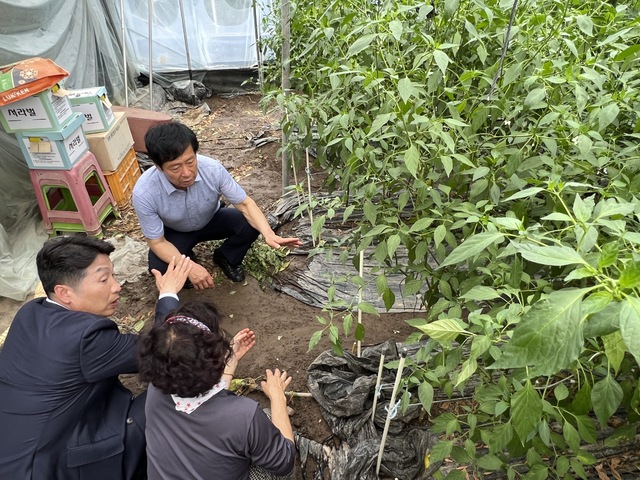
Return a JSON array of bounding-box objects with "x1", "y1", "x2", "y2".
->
[
  {"x1": 133, "y1": 182, "x2": 215, "y2": 290},
  {"x1": 234, "y1": 197, "x2": 301, "y2": 249},
  {"x1": 82, "y1": 256, "x2": 192, "y2": 381},
  {"x1": 152, "y1": 255, "x2": 192, "y2": 323}
]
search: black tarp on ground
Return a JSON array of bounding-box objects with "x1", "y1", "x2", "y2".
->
[
  {"x1": 269, "y1": 194, "x2": 432, "y2": 313},
  {"x1": 299, "y1": 340, "x2": 434, "y2": 479}
]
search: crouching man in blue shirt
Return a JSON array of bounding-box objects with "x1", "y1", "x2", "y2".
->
[{"x1": 132, "y1": 122, "x2": 301, "y2": 288}]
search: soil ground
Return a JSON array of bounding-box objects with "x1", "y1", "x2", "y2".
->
[
  {"x1": 103, "y1": 94, "x2": 419, "y2": 478},
  {"x1": 0, "y1": 93, "x2": 419, "y2": 479}
]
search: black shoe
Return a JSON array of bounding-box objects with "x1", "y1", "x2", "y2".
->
[{"x1": 213, "y1": 250, "x2": 245, "y2": 282}]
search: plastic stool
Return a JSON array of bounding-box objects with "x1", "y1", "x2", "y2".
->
[{"x1": 29, "y1": 151, "x2": 117, "y2": 237}]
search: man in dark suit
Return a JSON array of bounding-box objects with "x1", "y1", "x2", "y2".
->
[{"x1": 0, "y1": 235, "x2": 192, "y2": 480}]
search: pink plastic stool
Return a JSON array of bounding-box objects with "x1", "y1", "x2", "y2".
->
[{"x1": 29, "y1": 151, "x2": 117, "y2": 237}]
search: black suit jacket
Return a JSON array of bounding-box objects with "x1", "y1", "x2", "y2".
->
[{"x1": 0, "y1": 295, "x2": 178, "y2": 480}]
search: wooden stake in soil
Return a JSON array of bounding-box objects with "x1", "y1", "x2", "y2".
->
[
  {"x1": 375, "y1": 349, "x2": 407, "y2": 477},
  {"x1": 305, "y1": 148, "x2": 316, "y2": 247},
  {"x1": 371, "y1": 354, "x2": 385, "y2": 422},
  {"x1": 291, "y1": 150, "x2": 303, "y2": 213},
  {"x1": 356, "y1": 249, "x2": 364, "y2": 357},
  {"x1": 280, "y1": 0, "x2": 291, "y2": 191}
]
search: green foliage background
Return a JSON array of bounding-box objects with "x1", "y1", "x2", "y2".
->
[{"x1": 262, "y1": 0, "x2": 640, "y2": 477}]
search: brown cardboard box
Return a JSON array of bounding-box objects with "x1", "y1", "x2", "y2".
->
[
  {"x1": 86, "y1": 111, "x2": 134, "y2": 171},
  {"x1": 112, "y1": 106, "x2": 172, "y2": 153}
]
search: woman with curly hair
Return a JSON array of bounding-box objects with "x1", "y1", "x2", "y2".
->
[{"x1": 138, "y1": 301, "x2": 295, "y2": 480}]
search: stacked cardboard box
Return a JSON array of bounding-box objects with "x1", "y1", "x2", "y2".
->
[
  {"x1": 66, "y1": 86, "x2": 115, "y2": 133},
  {"x1": 0, "y1": 84, "x2": 117, "y2": 236},
  {"x1": 85, "y1": 111, "x2": 134, "y2": 172},
  {"x1": 0, "y1": 86, "x2": 89, "y2": 169}
]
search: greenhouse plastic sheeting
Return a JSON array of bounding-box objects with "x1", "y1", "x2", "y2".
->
[
  {"x1": 122, "y1": 0, "x2": 273, "y2": 74},
  {"x1": 0, "y1": 132, "x2": 48, "y2": 301},
  {"x1": 0, "y1": 0, "x2": 135, "y2": 300},
  {"x1": 0, "y1": 0, "x2": 136, "y2": 106}
]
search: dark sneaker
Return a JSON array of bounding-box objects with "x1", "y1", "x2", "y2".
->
[{"x1": 213, "y1": 250, "x2": 245, "y2": 282}]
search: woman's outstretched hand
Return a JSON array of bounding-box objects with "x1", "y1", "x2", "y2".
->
[
  {"x1": 232, "y1": 328, "x2": 256, "y2": 362},
  {"x1": 261, "y1": 368, "x2": 292, "y2": 402},
  {"x1": 261, "y1": 368, "x2": 294, "y2": 442}
]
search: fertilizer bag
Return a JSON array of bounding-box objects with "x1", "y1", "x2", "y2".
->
[{"x1": 0, "y1": 58, "x2": 69, "y2": 106}]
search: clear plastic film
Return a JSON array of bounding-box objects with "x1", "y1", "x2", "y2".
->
[
  {"x1": 121, "y1": 0, "x2": 268, "y2": 76},
  {"x1": 0, "y1": 131, "x2": 48, "y2": 301}
]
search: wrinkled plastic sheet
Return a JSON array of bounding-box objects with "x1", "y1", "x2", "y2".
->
[
  {"x1": 0, "y1": 215, "x2": 47, "y2": 302},
  {"x1": 276, "y1": 251, "x2": 426, "y2": 313},
  {"x1": 270, "y1": 194, "x2": 431, "y2": 313},
  {"x1": 108, "y1": 236, "x2": 151, "y2": 285},
  {"x1": 300, "y1": 340, "x2": 434, "y2": 480},
  {"x1": 0, "y1": 132, "x2": 49, "y2": 301}
]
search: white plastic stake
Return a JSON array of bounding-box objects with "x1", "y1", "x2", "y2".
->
[
  {"x1": 147, "y1": 0, "x2": 154, "y2": 111},
  {"x1": 177, "y1": 0, "x2": 195, "y2": 103},
  {"x1": 371, "y1": 354, "x2": 385, "y2": 422},
  {"x1": 305, "y1": 149, "x2": 315, "y2": 247},
  {"x1": 356, "y1": 249, "x2": 364, "y2": 357},
  {"x1": 291, "y1": 150, "x2": 303, "y2": 212},
  {"x1": 376, "y1": 349, "x2": 407, "y2": 477},
  {"x1": 119, "y1": 0, "x2": 128, "y2": 107}
]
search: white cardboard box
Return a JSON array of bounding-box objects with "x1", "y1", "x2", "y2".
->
[
  {"x1": 66, "y1": 86, "x2": 115, "y2": 133},
  {"x1": 0, "y1": 87, "x2": 73, "y2": 133},
  {"x1": 86, "y1": 111, "x2": 134, "y2": 171},
  {"x1": 15, "y1": 113, "x2": 88, "y2": 169}
]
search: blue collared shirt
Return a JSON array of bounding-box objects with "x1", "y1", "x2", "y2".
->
[{"x1": 132, "y1": 154, "x2": 247, "y2": 239}]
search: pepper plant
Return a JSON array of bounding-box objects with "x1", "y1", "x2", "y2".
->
[{"x1": 261, "y1": 0, "x2": 640, "y2": 476}]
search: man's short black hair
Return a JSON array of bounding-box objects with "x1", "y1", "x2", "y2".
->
[
  {"x1": 144, "y1": 122, "x2": 199, "y2": 167},
  {"x1": 138, "y1": 301, "x2": 232, "y2": 398},
  {"x1": 37, "y1": 236, "x2": 115, "y2": 295}
]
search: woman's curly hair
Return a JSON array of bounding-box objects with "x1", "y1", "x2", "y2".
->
[{"x1": 138, "y1": 301, "x2": 233, "y2": 397}]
